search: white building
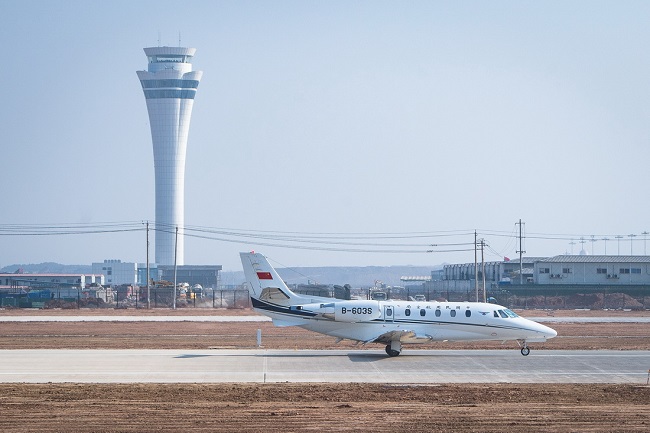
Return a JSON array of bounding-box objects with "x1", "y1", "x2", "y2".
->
[
  {"x1": 0, "y1": 273, "x2": 104, "y2": 288},
  {"x1": 137, "y1": 46, "x2": 203, "y2": 265},
  {"x1": 442, "y1": 255, "x2": 650, "y2": 286},
  {"x1": 534, "y1": 255, "x2": 650, "y2": 285},
  {"x1": 91, "y1": 260, "x2": 137, "y2": 286}
]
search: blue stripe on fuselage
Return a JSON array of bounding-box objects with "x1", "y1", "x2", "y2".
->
[{"x1": 251, "y1": 297, "x2": 317, "y2": 318}]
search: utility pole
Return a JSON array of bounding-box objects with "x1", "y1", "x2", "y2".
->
[
  {"x1": 146, "y1": 221, "x2": 150, "y2": 309},
  {"x1": 642, "y1": 231, "x2": 649, "y2": 255},
  {"x1": 474, "y1": 230, "x2": 478, "y2": 302},
  {"x1": 516, "y1": 219, "x2": 525, "y2": 284},
  {"x1": 173, "y1": 226, "x2": 178, "y2": 310},
  {"x1": 480, "y1": 239, "x2": 486, "y2": 303}
]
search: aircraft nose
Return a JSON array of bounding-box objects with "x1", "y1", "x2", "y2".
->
[{"x1": 540, "y1": 323, "x2": 557, "y2": 339}]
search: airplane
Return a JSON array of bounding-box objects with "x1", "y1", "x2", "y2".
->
[{"x1": 240, "y1": 252, "x2": 557, "y2": 357}]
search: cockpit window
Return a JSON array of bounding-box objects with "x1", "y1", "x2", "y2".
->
[
  {"x1": 504, "y1": 309, "x2": 519, "y2": 318},
  {"x1": 498, "y1": 310, "x2": 508, "y2": 318},
  {"x1": 493, "y1": 311, "x2": 499, "y2": 318}
]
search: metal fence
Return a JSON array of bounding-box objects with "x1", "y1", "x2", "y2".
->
[{"x1": 2, "y1": 285, "x2": 649, "y2": 310}]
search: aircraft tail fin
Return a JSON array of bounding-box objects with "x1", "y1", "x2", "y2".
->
[{"x1": 240, "y1": 252, "x2": 301, "y2": 306}]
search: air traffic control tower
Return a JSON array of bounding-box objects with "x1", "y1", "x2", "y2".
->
[{"x1": 137, "y1": 47, "x2": 202, "y2": 265}]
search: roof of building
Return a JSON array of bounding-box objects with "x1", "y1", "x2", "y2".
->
[
  {"x1": 504, "y1": 257, "x2": 548, "y2": 264},
  {"x1": 0, "y1": 273, "x2": 102, "y2": 277},
  {"x1": 540, "y1": 255, "x2": 650, "y2": 264},
  {"x1": 400, "y1": 276, "x2": 432, "y2": 282}
]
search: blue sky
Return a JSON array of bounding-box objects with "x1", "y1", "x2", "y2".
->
[{"x1": 1, "y1": 1, "x2": 649, "y2": 270}]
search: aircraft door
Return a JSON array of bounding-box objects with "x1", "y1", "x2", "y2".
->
[{"x1": 383, "y1": 306, "x2": 394, "y2": 322}]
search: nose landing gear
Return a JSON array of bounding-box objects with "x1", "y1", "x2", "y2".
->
[{"x1": 517, "y1": 340, "x2": 530, "y2": 356}]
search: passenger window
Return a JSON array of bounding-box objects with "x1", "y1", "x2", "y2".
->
[
  {"x1": 465, "y1": 310, "x2": 471, "y2": 317},
  {"x1": 386, "y1": 308, "x2": 392, "y2": 317},
  {"x1": 450, "y1": 310, "x2": 456, "y2": 317},
  {"x1": 498, "y1": 310, "x2": 508, "y2": 318},
  {"x1": 420, "y1": 309, "x2": 426, "y2": 317},
  {"x1": 435, "y1": 309, "x2": 441, "y2": 317},
  {"x1": 405, "y1": 308, "x2": 411, "y2": 317}
]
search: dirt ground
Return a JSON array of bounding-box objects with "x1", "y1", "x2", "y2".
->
[{"x1": 1, "y1": 308, "x2": 649, "y2": 432}]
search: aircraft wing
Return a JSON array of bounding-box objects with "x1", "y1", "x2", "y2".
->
[{"x1": 368, "y1": 330, "x2": 433, "y2": 345}]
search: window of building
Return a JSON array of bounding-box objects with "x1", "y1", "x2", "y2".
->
[
  {"x1": 562, "y1": 268, "x2": 572, "y2": 274},
  {"x1": 539, "y1": 268, "x2": 550, "y2": 274},
  {"x1": 632, "y1": 268, "x2": 641, "y2": 274},
  {"x1": 620, "y1": 268, "x2": 631, "y2": 274},
  {"x1": 597, "y1": 268, "x2": 607, "y2": 274}
]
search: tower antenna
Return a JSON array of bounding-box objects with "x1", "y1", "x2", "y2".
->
[
  {"x1": 178, "y1": 31, "x2": 181, "y2": 47},
  {"x1": 157, "y1": 31, "x2": 161, "y2": 47}
]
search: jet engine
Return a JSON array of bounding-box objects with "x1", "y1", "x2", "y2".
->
[{"x1": 294, "y1": 300, "x2": 381, "y2": 322}]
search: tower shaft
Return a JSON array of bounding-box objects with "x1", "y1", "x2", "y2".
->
[{"x1": 137, "y1": 47, "x2": 202, "y2": 265}]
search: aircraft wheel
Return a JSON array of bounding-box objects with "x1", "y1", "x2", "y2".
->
[
  {"x1": 521, "y1": 346, "x2": 530, "y2": 356},
  {"x1": 385, "y1": 344, "x2": 401, "y2": 357}
]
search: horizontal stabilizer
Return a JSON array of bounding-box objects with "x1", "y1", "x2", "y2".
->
[{"x1": 272, "y1": 318, "x2": 300, "y2": 327}]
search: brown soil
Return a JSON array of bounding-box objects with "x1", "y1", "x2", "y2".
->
[
  {"x1": 0, "y1": 383, "x2": 648, "y2": 432},
  {"x1": 1, "y1": 309, "x2": 649, "y2": 432}
]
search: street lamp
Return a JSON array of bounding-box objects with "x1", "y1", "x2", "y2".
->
[
  {"x1": 629, "y1": 234, "x2": 637, "y2": 255},
  {"x1": 615, "y1": 235, "x2": 624, "y2": 255}
]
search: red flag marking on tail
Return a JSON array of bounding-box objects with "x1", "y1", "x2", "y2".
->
[{"x1": 257, "y1": 271, "x2": 273, "y2": 280}]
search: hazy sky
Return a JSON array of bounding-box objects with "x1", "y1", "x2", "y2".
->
[{"x1": 1, "y1": 1, "x2": 649, "y2": 271}]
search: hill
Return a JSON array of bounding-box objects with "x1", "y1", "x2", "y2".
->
[
  {"x1": 0, "y1": 263, "x2": 92, "y2": 274},
  {"x1": 1, "y1": 263, "x2": 441, "y2": 288},
  {"x1": 222, "y1": 265, "x2": 441, "y2": 287}
]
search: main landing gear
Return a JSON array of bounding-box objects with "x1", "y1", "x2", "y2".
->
[{"x1": 385, "y1": 341, "x2": 402, "y2": 357}]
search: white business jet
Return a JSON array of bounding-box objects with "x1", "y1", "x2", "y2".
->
[{"x1": 241, "y1": 252, "x2": 557, "y2": 357}]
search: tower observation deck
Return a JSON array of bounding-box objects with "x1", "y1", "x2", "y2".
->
[{"x1": 137, "y1": 47, "x2": 202, "y2": 265}]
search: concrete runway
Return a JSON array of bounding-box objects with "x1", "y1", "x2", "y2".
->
[{"x1": 1, "y1": 349, "x2": 647, "y2": 384}]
